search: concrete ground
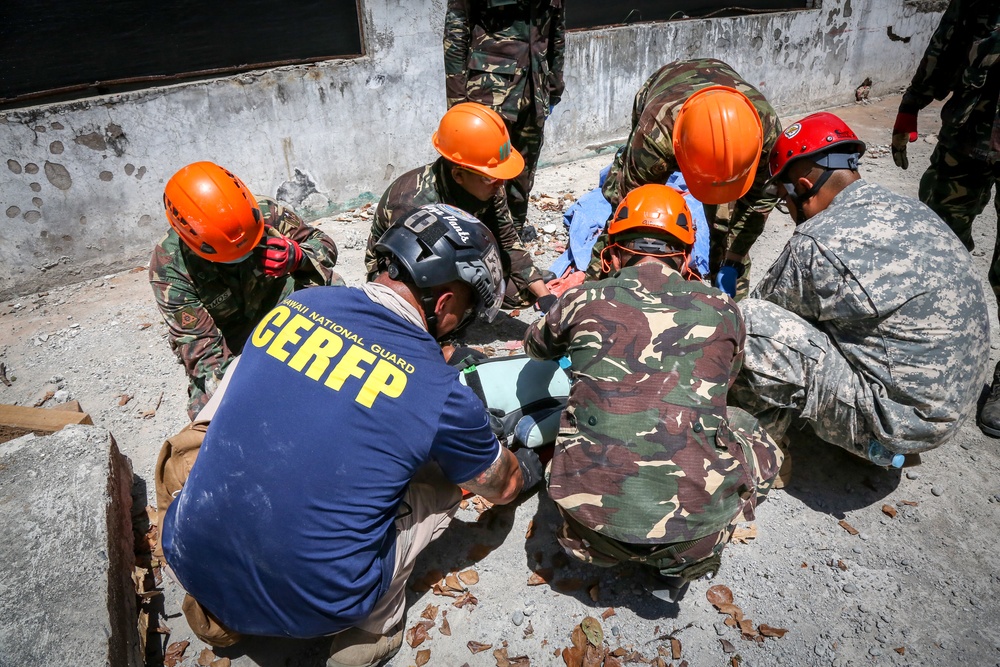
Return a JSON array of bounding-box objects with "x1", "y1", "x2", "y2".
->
[{"x1": 1, "y1": 93, "x2": 999, "y2": 667}]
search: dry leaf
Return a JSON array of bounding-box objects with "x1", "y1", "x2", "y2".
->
[
  {"x1": 494, "y1": 647, "x2": 531, "y2": 667},
  {"x1": 720, "y1": 639, "x2": 736, "y2": 653},
  {"x1": 453, "y1": 591, "x2": 479, "y2": 609},
  {"x1": 561, "y1": 646, "x2": 584, "y2": 667},
  {"x1": 210, "y1": 660, "x2": 230, "y2": 667},
  {"x1": 440, "y1": 613, "x2": 452, "y2": 636},
  {"x1": 118, "y1": 394, "x2": 133, "y2": 406},
  {"x1": 458, "y1": 569, "x2": 480, "y2": 586},
  {"x1": 801, "y1": 562, "x2": 808, "y2": 568},
  {"x1": 34, "y1": 391, "x2": 54, "y2": 407},
  {"x1": 523, "y1": 620, "x2": 534, "y2": 638},
  {"x1": 758, "y1": 624, "x2": 790, "y2": 638},
  {"x1": 468, "y1": 641, "x2": 493, "y2": 654},
  {"x1": 582, "y1": 643, "x2": 605, "y2": 667},
  {"x1": 588, "y1": 583, "x2": 600, "y2": 602},
  {"x1": 581, "y1": 616, "x2": 603, "y2": 646},
  {"x1": 406, "y1": 620, "x2": 433, "y2": 648},
  {"x1": 460, "y1": 499, "x2": 470, "y2": 510},
  {"x1": 420, "y1": 603, "x2": 439, "y2": 621},
  {"x1": 671, "y1": 637, "x2": 682, "y2": 659},
  {"x1": 527, "y1": 569, "x2": 553, "y2": 585},
  {"x1": 164, "y1": 641, "x2": 189, "y2": 667},
  {"x1": 706, "y1": 584, "x2": 734, "y2": 608},
  {"x1": 838, "y1": 519, "x2": 860, "y2": 535},
  {"x1": 571, "y1": 624, "x2": 587, "y2": 651},
  {"x1": 525, "y1": 519, "x2": 535, "y2": 539},
  {"x1": 738, "y1": 618, "x2": 758, "y2": 637},
  {"x1": 416, "y1": 648, "x2": 431, "y2": 666},
  {"x1": 731, "y1": 524, "x2": 758, "y2": 543},
  {"x1": 837, "y1": 560, "x2": 848, "y2": 571},
  {"x1": 900, "y1": 500, "x2": 919, "y2": 506},
  {"x1": 604, "y1": 654, "x2": 623, "y2": 667},
  {"x1": 724, "y1": 617, "x2": 738, "y2": 628},
  {"x1": 445, "y1": 572, "x2": 466, "y2": 591},
  {"x1": 139, "y1": 322, "x2": 153, "y2": 330},
  {"x1": 894, "y1": 646, "x2": 905, "y2": 655},
  {"x1": 652, "y1": 658, "x2": 667, "y2": 667},
  {"x1": 882, "y1": 504, "x2": 898, "y2": 518},
  {"x1": 601, "y1": 607, "x2": 616, "y2": 620},
  {"x1": 197, "y1": 648, "x2": 216, "y2": 666},
  {"x1": 717, "y1": 603, "x2": 744, "y2": 620},
  {"x1": 431, "y1": 581, "x2": 461, "y2": 598}
]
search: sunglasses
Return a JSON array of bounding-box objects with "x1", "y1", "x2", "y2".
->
[{"x1": 462, "y1": 168, "x2": 501, "y2": 186}]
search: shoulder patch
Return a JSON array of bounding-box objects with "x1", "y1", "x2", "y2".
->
[{"x1": 178, "y1": 308, "x2": 199, "y2": 329}]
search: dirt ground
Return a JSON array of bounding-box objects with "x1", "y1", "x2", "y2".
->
[{"x1": 2, "y1": 94, "x2": 999, "y2": 667}]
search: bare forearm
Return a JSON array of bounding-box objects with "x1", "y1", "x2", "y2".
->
[{"x1": 459, "y1": 447, "x2": 522, "y2": 505}]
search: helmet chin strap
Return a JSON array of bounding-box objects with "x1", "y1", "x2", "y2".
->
[{"x1": 785, "y1": 168, "x2": 835, "y2": 224}]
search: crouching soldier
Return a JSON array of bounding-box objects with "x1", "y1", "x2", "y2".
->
[
  {"x1": 150, "y1": 161, "x2": 342, "y2": 418},
  {"x1": 523, "y1": 185, "x2": 783, "y2": 602}
]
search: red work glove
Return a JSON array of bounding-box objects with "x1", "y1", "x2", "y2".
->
[
  {"x1": 891, "y1": 112, "x2": 918, "y2": 170},
  {"x1": 262, "y1": 231, "x2": 304, "y2": 277}
]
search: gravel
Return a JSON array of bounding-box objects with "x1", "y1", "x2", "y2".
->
[{"x1": 2, "y1": 96, "x2": 999, "y2": 667}]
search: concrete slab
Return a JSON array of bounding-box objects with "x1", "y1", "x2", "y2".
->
[{"x1": 0, "y1": 424, "x2": 141, "y2": 667}]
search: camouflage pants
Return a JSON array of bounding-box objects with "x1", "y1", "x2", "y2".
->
[
  {"x1": 919, "y1": 144, "x2": 1000, "y2": 311},
  {"x1": 504, "y1": 105, "x2": 546, "y2": 231},
  {"x1": 553, "y1": 407, "x2": 781, "y2": 581},
  {"x1": 731, "y1": 299, "x2": 873, "y2": 456}
]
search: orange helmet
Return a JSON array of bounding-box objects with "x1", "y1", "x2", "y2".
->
[
  {"x1": 163, "y1": 162, "x2": 264, "y2": 263},
  {"x1": 609, "y1": 184, "x2": 695, "y2": 247},
  {"x1": 432, "y1": 103, "x2": 525, "y2": 180},
  {"x1": 673, "y1": 86, "x2": 764, "y2": 205}
]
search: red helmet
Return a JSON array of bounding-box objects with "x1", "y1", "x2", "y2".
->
[
  {"x1": 768, "y1": 112, "x2": 866, "y2": 182},
  {"x1": 163, "y1": 162, "x2": 264, "y2": 263}
]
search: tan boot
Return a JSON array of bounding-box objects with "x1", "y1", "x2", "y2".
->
[
  {"x1": 327, "y1": 624, "x2": 404, "y2": 667},
  {"x1": 772, "y1": 435, "x2": 792, "y2": 490}
]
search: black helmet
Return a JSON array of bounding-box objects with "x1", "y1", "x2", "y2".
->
[{"x1": 375, "y1": 204, "x2": 505, "y2": 336}]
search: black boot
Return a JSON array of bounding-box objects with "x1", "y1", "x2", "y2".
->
[{"x1": 979, "y1": 361, "x2": 1000, "y2": 438}]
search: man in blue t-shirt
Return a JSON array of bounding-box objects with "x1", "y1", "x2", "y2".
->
[{"x1": 160, "y1": 204, "x2": 544, "y2": 666}]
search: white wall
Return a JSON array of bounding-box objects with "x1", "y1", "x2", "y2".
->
[{"x1": 0, "y1": 0, "x2": 942, "y2": 299}]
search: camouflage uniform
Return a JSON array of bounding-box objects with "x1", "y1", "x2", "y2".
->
[
  {"x1": 732, "y1": 180, "x2": 990, "y2": 455},
  {"x1": 364, "y1": 158, "x2": 544, "y2": 306},
  {"x1": 150, "y1": 196, "x2": 343, "y2": 419},
  {"x1": 444, "y1": 0, "x2": 566, "y2": 232},
  {"x1": 523, "y1": 260, "x2": 782, "y2": 579},
  {"x1": 901, "y1": 1, "x2": 1000, "y2": 300},
  {"x1": 595, "y1": 59, "x2": 782, "y2": 291}
]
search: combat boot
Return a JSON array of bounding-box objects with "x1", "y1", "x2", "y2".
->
[
  {"x1": 978, "y1": 361, "x2": 1000, "y2": 438},
  {"x1": 327, "y1": 623, "x2": 403, "y2": 667}
]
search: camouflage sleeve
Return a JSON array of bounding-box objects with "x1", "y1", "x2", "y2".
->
[
  {"x1": 523, "y1": 288, "x2": 582, "y2": 359},
  {"x1": 901, "y1": 0, "x2": 966, "y2": 113},
  {"x1": 750, "y1": 239, "x2": 823, "y2": 321},
  {"x1": 444, "y1": 0, "x2": 472, "y2": 108},
  {"x1": 259, "y1": 198, "x2": 344, "y2": 287},
  {"x1": 548, "y1": 3, "x2": 566, "y2": 103},
  {"x1": 493, "y1": 193, "x2": 544, "y2": 287},
  {"x1": 148, "y1": 247, "x2": 232, "y2": 418},
  {"x1": 365, "y1": 184, "x2": 398, "y2": 280}
]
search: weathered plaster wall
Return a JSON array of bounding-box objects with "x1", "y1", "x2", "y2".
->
[{"x1": 0, "y1": 0, "x2": 941, "y2": 299}]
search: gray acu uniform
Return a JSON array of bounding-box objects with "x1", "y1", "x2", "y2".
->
[{"x1": 732, "y1": 180, "x2": 990, "y2": 455}]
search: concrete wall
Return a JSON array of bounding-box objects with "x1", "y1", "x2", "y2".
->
[{"x1": 0, "y1": 0, "x2": 942, "y2": 300}]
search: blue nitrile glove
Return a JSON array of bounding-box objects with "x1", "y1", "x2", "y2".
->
[{"x1": 715, "y1": 262, "x2": 744, "y2": 298}]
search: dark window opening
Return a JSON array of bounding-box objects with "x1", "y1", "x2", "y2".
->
[
  {"x1": 0, "y1": 1, "x2": 364, "y2": 109},
  {"x1": 566, "y1": 1, "x2": 812, "y2": 30}
]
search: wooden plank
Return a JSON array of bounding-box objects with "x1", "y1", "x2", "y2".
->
[{"x1": 0, "y1": 404, "x2": 94, "y2": 444}]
